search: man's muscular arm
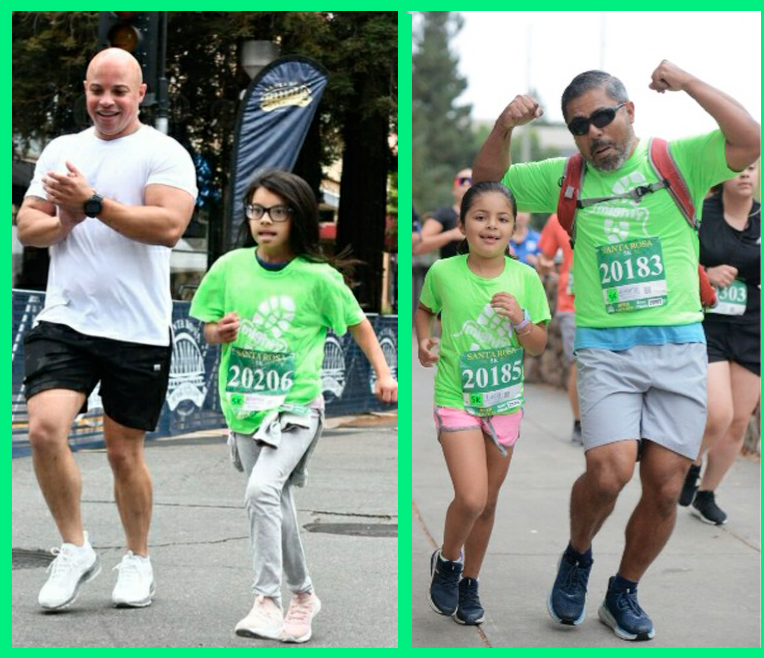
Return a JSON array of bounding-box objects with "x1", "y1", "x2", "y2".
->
[
  {"x1": 43, "y1": 161, "x2": 195, "y2": 248},
  {"x1": 650, "y1": 60, "x2": 760, "y2": 171},
  {"x1": 473, "y1": 94, "x2": 543, "y2": 183},
  {"x1": 16, "y1": 195, "x2": 84, "y2": 247}
]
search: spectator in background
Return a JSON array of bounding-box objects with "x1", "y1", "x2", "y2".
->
[
  {"x1": 537, "y1": 213, "x2": 581, "y2": 444},
  {"x1": 413, "y1": 168, "x2": 471, "y2": 258},
  {"x1": 679, "y1": 161, "x2": 761, "y2": 524},
  {"x1": 510, "y1": 211, "x2": 541, "y2": 266}
]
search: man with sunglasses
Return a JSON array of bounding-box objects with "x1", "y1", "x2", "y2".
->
[
  {"x1": 474, "y1": 60, "x2": 759, "y2": 641},
  {"x1": 413, "y1": 168, "x2": 473, "y2": 259}
]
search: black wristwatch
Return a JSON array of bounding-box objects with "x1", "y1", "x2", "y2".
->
[{"x1": 83, "y1": 193, "x2": 103, "y2": 218}]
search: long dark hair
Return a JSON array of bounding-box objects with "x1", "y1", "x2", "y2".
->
[
  {"x1": 457, "y1": 181, "x2": 518, "y2": 257},
  {"x1": 239, "y1": 170, "x2": 360, "y2": 279}
]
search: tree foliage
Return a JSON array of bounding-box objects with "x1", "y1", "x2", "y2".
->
[
  {"x1": 12, "y1": 11, "x2": 397, "y2": 310},
  {"x1": 412, "y1": 11, "x2": 473, "y2": 216}
]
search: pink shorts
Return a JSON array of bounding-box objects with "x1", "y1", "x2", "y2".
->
[{"x1": 433, "y1": 406, "x2": 523, "y2": 450}]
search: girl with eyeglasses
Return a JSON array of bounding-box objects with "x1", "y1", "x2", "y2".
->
[{"x1": 190, "y1": 170, "x2": 397, "y2": 644}]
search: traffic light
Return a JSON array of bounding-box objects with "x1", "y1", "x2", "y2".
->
[{"x1": 98, "y1": 12, "x2": 160, "y2": 106}]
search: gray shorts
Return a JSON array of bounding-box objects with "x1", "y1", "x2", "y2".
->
[
  {"x1": 556, "y1": 312, "x2": 576, "y2": 363},
  {"x1": 576, "y1": 343, "x2": 707, "y2": 460}
]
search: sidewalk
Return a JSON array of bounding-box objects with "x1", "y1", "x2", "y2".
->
[
  {"x1": 412, "y1": 352, "x2": 761, "y2": 648},
  {"x1": 12, "y1": 416, "x2": 398, "y2": 648}
]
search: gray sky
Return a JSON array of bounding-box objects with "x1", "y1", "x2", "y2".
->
[{"x1": 449, "y1": 11, "x2": 761, "y2": 141}]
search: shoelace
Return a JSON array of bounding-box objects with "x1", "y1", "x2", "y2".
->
[
  {"x1": 285, "y1": 595, "x2": 314, "y2": 624},
  {"x1": 113, "y1": 558, "x2": 142, "y2": 586},
  {"x1": 460, "y1": 583, "x2": 482, "y2": 610},
  {"x1": 46, "y1": 547, "x2": 77, "y2": 581},
  {"x1": 438, "y1": 565, "x2": 461, "y2": 590},
  {"x1": 561, "y1": 559, "x2": 589, "y2": 595},
  {"x1": 616, "y1": 589, "x2": 645, "y2": 618}
]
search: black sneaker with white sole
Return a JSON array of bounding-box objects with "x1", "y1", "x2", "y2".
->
[
  {"x1": 691, "y1": 490, "x2": 727, "y2": 525},
  {"x1": 428, "y1": 550, "x2": 462, "y2": 616},
  {"x1": 455, "y1": 577, "x2": 484, "y2": 625}
]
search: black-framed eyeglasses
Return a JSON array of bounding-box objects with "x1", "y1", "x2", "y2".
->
[
  {"x1": 455, "y1": 176, "x2": 472, "y2": 186},
  {"x1": 246, "y1": 204, "x2": 292, "y2": 222},
  {"x1": 567, "y1": 102, "x2": 626, "y2": 136}
]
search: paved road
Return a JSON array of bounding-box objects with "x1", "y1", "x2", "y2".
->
[
  {"x1": 12, "y1": 418, "x2": 398, "y2": 648},
  {"x1": 412, "y1": 350, "x2": 760, "y2": 648}
]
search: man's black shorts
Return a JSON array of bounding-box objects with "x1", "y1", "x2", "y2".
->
[
  {"x1": 23, "y1": 321, "x2": 173, "y2": 431},
  {"x1": 704, "y1": 319, "x2": 760, "y2": 377}
]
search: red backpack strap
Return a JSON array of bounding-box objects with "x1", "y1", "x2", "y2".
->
[
  {"x1": 557, "y1": 152, "x2": 586, "y2": 244},
  {"x1": 649, "y1": 138, "x2": 716, "y2": 307},
  {"x1": 648, "y1": 138, "x2": 699, "y2": 229}
]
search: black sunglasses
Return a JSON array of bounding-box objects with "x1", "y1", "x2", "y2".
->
[
  {"x1": 455, "y1": 176, "x2": 472, "y2": 186},
  {"x1": 567, "y1": 102, "x2": 626, "y2": 136}
]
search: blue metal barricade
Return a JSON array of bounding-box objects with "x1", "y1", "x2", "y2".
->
[{"x1": 11, "y1": 290, "x2": 397, "y2": 458}]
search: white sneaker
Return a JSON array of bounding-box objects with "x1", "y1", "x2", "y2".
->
[
  {"x1": 38, "y1": 532, "x2": 100, "y2": 611},
  {"x1": 235, "y1": 595, "x2": 284, "y2": 640},
  {"x1": 112, "y1": 551, "x2": 155, "y2": 607},
  {"x1": 282, "y1": 591, "x2": 321, "y2": 643}
]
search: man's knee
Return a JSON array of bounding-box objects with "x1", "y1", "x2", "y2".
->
[
  {"x1": 106, "y1": 440, "x2": 146, "y2": 475},
  {"x1": 585, "y1": 446, "x2": 636, "y2": 499},
  {"x1": 644, "y1": 478, "x2": 683, "y2": 517},
  {"x1": 28, "y1": 415, "x2": 70, "y2": 454}
]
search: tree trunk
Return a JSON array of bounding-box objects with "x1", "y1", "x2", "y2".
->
[{"x1": 336, "y1": 87, "x2": 389, "y2": 312}]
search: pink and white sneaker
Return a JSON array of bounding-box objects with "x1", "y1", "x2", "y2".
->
[{"x1": 282, "y1": 591, "x2": 321, "y2": 643}]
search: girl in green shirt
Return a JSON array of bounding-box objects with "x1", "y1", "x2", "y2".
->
[
  {"x1": 416, "y1": 182, "x2": 550, "y2": 625},
  {"x1": 191, "y1": 171, "x2": 397, "y2": 643}
]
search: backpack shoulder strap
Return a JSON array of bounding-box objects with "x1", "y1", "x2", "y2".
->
[
  {"x1": 557, "y1": 152, "x2": 586, "y2": 244},
  {"x1": 648, "y1": 138, "x2": 716, "y2": 307},
  {"x1": 648, "y1": 137, "x2": 699, "y2": 230}
]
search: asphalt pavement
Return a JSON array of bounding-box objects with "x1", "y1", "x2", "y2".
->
[
  {"x1": 412, "y1": 343, "x2": 761, "y2": 648},
  {"x1": 12, "y1": 415, "x2": 398, "y2": 648}
]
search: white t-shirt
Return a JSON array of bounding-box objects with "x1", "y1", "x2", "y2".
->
[{"x1": 26, "y1": 125, "x2": 198, "y2": 346}]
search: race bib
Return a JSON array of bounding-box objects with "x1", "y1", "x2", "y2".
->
[
  {"x1": 708, "y1": 279, "x2": 748, "y2": 316},
  {"x1": 460, "y1": 347, "x2": 524, "y2": 417},
  {"x1": 596, "y1": 237, "x2": 667, "y2": 313},
  {"x1": 226, "y1": 348, "x2": 295, "y2": 418}
]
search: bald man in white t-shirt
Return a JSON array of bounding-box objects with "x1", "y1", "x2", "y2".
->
[{"x1": 17, "y1": 48, "x2": 198, "y2": 612}]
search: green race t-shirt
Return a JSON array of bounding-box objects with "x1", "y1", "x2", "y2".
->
[
  {"x1": 190, "y1": 248, "x2": 366, "y2": 434},
  {"x1": 503, "y1": 130, "x2": 737, "y2": 328},
  {"x1": 420, "y1": 255, "x2": 551, "y2": 414}
]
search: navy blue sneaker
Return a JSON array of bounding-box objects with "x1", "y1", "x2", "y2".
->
[
  {"x1": 428, "y1": 550, "x2": 462, "y2": 616},
  {"x1": 598, "y1": 577, "x2": 655, "y2": 641},
  {"x1": 547, "y1": 552, "x2": 592, "y2": 625},
  {"x1": 455, "y1": 577, "x2": 484, "y2": 625}
]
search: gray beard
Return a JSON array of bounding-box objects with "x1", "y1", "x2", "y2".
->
[
  {"x1": 590, "y1": 147, "x2": 630, "y2": 173},
  {"x1": 588, "y1": 132, "x2": 637, "y2": 173}
]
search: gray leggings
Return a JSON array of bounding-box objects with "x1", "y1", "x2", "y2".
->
[{"x1": 234, "y1": 412, "x2": 322, "y2": 604}]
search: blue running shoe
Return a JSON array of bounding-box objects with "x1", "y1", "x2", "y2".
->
[
  {"x1": 428, "y1": 550, "x2": 462, "y2": 616},
  {"x1": 598, "y1": 577, "x2": 655, "y2": 641},
  {"x1": 547, "y1": 552, "x2": 592, "y2": 625},
  {"x1": 455, "y1": 577, "x2": 484, "y2": 625}
]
